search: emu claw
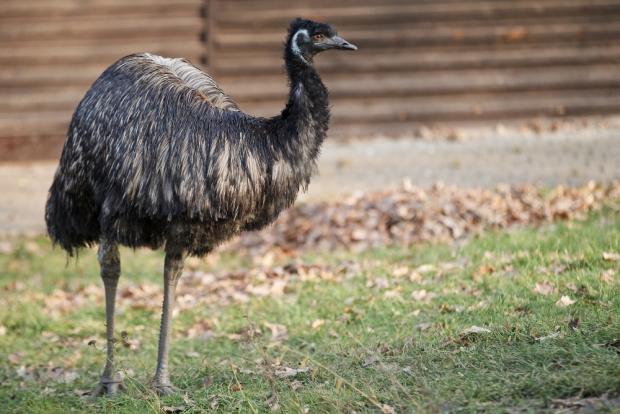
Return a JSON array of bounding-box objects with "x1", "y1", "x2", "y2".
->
[
  {"x1": 91, "y1": 374, "x2": 125, "y2": 398},
  {"x1": 153, "y1": 383, "x2": 177, "y2": 396}
]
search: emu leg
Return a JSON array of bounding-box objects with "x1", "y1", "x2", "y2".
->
[
  {"x1": 92, "y1": 239, "x2": 124, "y2": 397},
  {"x1": 152, "y1": 250, "x2": 185, "y2": 396}
]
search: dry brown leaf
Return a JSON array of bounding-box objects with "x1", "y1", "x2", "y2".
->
[
  {"x1": 381, "y1": 404, "x2": 396, "y2": 414},
  {"x1": 162, "y1": 406, "x2": 186, "y2": 414},
  {"x1": 533, "y1": 281, "x2": 555, "y2": 296},
  {"x1": 551, "y1": 395, "x2": 620, "y2": 411},
  {"x1": 73, "y1": 389, "x2": 90, "y2": 397},
  {"x1": 603, "y1": 252, "x2": 620, "y2": 262},
  {"x1": 473, "y1": 264, "x2": 495, "y2": 278},
  {"x1": 410, "y1": 289, "x2": 436, "y2": 303},
  {"x1": 392, "y1": 266, "x2": 410, "y2": 277},
  {"x1": 265, "y1": 322, "x2": 288, "y2": 342},
  {"x1": 8, "y1": 353, "x2": 22, "y2": 364},
  {"x1": 601, "y1": 269, "x2": 615, "y2": 284},
  {"x1": 0, "y1": 241, "x2": 13, "y2": 254},
  {"x1": 415, "y1": 322, "x2": 432, "y2": 331},
  {"x1": 408, "y1": 271, "x2": 422, "y2": 282},
  {"x1": 367, "y1": 277, "x2": 390, "y2": 289},
  {"x1": 274, "y1": 366, "x2": 309, "y2": 378},
  {"x1": 461, "y1": 326, "x2": 491, "y2": 335},
  {"x1": 556, "y1": 295, "x2": 576, "y2": 307},
  {"x1": 415, "y1": 264, "x2": 436, "y2": 274},
  {"x1": 46, "y1": 367, "x2": 79, "y2": 383},
  {"x1": 468, "y1": 300, "x2": 488, "y2": 311},
  {"x1": 186, "y1": 320, "x2": 214, "y2": 339},
  {"x1": 383, "y1": 289, "x2": 402, "y2": 299},
  {"x1": 311, "y1": 319, "x2": 325, "y2": 330}
]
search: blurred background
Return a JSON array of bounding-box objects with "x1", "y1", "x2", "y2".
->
[{"x1": 1, "y1": 0, "x2": 620, "y2": 232}]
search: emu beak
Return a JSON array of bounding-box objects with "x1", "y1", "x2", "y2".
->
[{"x1": 328, "y1": 35, "x2": 358, "y2": 51}]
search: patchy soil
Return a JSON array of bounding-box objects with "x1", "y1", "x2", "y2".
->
[{"x1": 1, "y1": 118, "x2": 619, "y2": 234}]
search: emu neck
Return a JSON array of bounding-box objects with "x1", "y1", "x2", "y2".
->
[{"x1": 278, "y1": 52, "x2": 329, "y2": 161}]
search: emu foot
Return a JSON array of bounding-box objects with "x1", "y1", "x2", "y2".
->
[
  {"x1": 91, "y1": 373, "x2": 124, "y2": 398},
  {"x1": 152, "y1": 382, "x2": 177, "y2": 396}
]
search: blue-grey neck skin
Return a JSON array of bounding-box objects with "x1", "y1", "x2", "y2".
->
[{"x1": 45, "y1": 20, "x2": 331, "y2": 257}]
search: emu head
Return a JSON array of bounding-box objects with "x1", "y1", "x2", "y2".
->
[{"x1": 287, "y1": 18, "x2": 357, "y2": 64}]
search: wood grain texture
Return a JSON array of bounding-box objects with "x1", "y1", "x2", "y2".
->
[{"x1": 2, "y1": 0, "x2": 620, "y2": 160}]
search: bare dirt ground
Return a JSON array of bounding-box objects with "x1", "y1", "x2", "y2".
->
[{"x1": 1, "y1": 117, "x2": 619, "y2": 234}]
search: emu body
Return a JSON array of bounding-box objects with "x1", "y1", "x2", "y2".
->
[
  {"x1": 45, "y1": 18, "x2": 356, "y2": 396},
  {"x1": 47, "y1": 52, "x2": 319, "y2": 256}
]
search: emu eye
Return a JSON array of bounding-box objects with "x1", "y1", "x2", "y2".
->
[{"x1": 312, "y1": 34, "x2": 325, "y2": 42}]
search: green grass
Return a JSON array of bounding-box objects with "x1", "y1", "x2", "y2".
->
[{"x1": 1, "y1": 211, "x2": 619, "y2": 413}]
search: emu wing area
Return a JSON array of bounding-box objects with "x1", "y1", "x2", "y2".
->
[{"x1": 146, "y1": 53, "x2": 240, "y2": 112}]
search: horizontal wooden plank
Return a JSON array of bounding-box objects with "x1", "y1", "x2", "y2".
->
[
  {"x1": 0, "y1": 35, "x2": 202, "y2": 51},
  {"x1": 215, "y1": 0, "x2": 616, "y2": 13},
  {"x1": 0, "y1": 9, "x2": 198, "y2": 24},
  {"x1": 216, "y1": 0, "x2": 620, "y2": 27},
  {"x1": 213, "y1": 21, "x2": 620, "y2": 51},
  {"x1": 0, "y1": 40, "x2": 205, "y2": 67},
  {"x1": 0, "y1": 134, "x2": 65, "y2": 161},
  {"x1": 2, "y1": 88, "x2": 619, "y2": 133},
  {"x1": 217, "y1": 64, "x2": 620, "y2": 101},
  {"x1": 0, "y1": 0, "x2": 201, "y2": 18},
  {"x1": 3, "y1": 62, "x2": 619, "y2": 99},
  {"x1": 0, "y1": 111, "x2": 69, "y2": 137},
  {"x1": 212, "y1": 43, "x2": 620, "y2": 75},
  {"x1": 2, "y1": 84, "x2": 609, "y2": 114},
  {"x1": 216, "y1": 15, "x2": 620, "y2": 37},
  {"x1": 0, "y1": 58, "x2": 201, "y2": 88},
  {"x1": 247, "y1": 91, "x2": 620, "y2": 123},
  {"x1": 4, "y1": 43, "x2": 619, "y2": 86},
  {"x1": 3, "y1": 0, "x2": 199, "y2": 5},
  {"x1": 0, "y1": 17, "x2": 202, "y2": 42}
]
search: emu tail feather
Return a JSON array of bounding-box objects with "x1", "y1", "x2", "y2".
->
[{"x1": 45, "y1": 163, "x2": 100, "y2": 256}]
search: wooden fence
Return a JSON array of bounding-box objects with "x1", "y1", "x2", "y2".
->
[
  {"x1": 0, "y1": 0, "x2": 205, "y2": 160},
  {"x1": 1, "y1": 0, "x2": 620, "y2": 160}
]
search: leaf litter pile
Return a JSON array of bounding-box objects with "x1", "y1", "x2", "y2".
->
[
  {"x1": 8, "y1": 180, "x2": 617, "y2": 324},
  {"x1": 233, "y1": 181, "x2": 620, "y2": 255}
]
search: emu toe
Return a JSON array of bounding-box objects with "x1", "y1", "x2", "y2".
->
[
  {"x1": 91, "y1": 374, "x2": 124, "y2": 398},
  {"x1": 152, "y1": 382, "x2": 177, "y2": 396}
]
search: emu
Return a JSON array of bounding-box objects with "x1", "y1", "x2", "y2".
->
[{"x1": 45, "y1": 18, "x2": 356, "y2": 396}]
